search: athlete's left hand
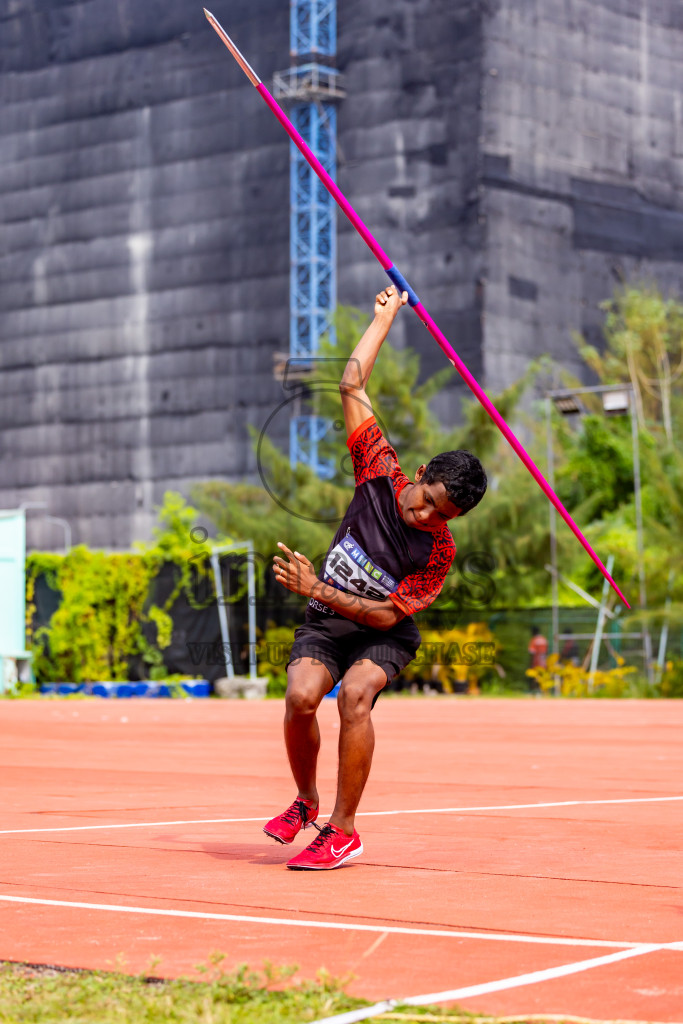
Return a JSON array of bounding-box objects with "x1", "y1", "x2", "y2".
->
[{"x1": 273, "y1": 543, "x2": 319, "y2": 597}]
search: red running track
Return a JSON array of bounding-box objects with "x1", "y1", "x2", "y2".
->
[{"x1": 1, "y1": 698, "x2": 682, "y2": 1020}]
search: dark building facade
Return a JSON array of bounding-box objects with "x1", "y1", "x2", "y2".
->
[
  {"x1": 1, "y1": 0, "x2": 682, "y2": 549},
  {"x1": 480, "y1": 0, "x2": 683, "y2": 392}
]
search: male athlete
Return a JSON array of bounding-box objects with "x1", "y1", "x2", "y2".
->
[{"x1": 265, "y1": 285, "x2": 487, "y2": 869}]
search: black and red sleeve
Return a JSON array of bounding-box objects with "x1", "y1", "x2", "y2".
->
[
  {"x1": 347, "y1": 416, "x2": 408, "y2": 489},
  {"x1": 390, "y1": 528, "x2": 457, "y2": 616}
]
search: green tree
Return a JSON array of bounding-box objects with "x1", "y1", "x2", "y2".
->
[
  {"x1": 581, "y1": 283, "x2": 683, "y2": 445},
  {"x1": 571, "y1": 283, "x2": 683, "y2": 610}
]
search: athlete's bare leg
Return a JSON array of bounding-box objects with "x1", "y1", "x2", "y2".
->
[
  {"x1": 329, "y1": 660, "x2": 387, "y2": 836},
  {"x1": 284, "y1": 657, "x2": 334, "y2": 807}
]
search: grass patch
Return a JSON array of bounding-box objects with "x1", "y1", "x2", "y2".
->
[
  {"x1": 1, "y1": 960, "x2": 600, "y2": 1024},
  {"x1": 0, "y1": 959, "x2": 367, "y2": 1024}
]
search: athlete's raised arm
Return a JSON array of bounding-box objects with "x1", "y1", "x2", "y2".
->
[{"x1": 339, "y1": 285, "x2": 408, "y2": 439}]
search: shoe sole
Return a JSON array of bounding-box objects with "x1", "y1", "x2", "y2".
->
[
  {"x1": 263, "y1": 819, "x2": 319, "y2": 845},
  {"x1": 287, "y1": 842, "x2": 364, "y2": 870},
  {"x1": 262, "y1": 827, "x2": 291, "y2": 845}
]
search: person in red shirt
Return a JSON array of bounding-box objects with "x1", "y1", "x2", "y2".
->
[
  {"x1": 264, "y1": 285, "x2": 487, "y2": 869},
  {"x1": 528, "y1": 627, "x2": 548, "y2": 669},
  {"x1": 528, "y1": 626, "x2": 549, "y2": 694}
]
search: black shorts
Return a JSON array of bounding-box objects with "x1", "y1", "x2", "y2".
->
[{"x1": 288, "y1": 617, "x2": 419, "y2": 706}]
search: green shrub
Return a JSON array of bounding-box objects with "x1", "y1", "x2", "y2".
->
[
  {"x1": 527, "y1": 653, "x2": 636, "y2": 697},
  {"x1": 659, "y1": 658, "x2": 683, "y2": 698},
  {"x1": 27, "y1": 493, "x2": 222, "y2": 685},
  {"x1": 257, "y1": 623, "x2": 295, "y2": 697}
]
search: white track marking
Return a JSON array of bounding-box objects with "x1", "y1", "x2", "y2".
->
[
  {"x1": 0, "y1": 894, "x2": 658, "y2": 950},
  {"x1": 2, "y1": 794, "x2": 682, "y2": 836},
  {"x1": 309, "y1": 945, "x2": 665, "y2": 1024},
  {"x1": 0, "y1": 816, "x2": 269, "y2": 835},
  {"x1": 357, "y1": 796, "x2": 683, "y2": 817}
]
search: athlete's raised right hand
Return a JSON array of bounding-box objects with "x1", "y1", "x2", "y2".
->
[
  {"x1": 374, "y1": 285, "x2": 408, "y2": 321},
  {"x1": 339, "y1": 284, "x2": 409, "y2": 441}
]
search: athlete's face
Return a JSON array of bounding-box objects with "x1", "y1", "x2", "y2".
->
[{"x1": 400, "y1": 467, "x2": 461, "y2": 530}]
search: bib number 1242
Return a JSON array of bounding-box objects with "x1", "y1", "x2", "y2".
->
[{"x1": 326, "y1": 551, "x2": 386, "y2": 601}]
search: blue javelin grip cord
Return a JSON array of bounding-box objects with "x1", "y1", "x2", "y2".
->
[{"x1": 385, "y1": 265, "x2": 420, "y2": 307}]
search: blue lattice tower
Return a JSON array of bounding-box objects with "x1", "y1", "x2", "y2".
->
[
  {"x1": 291, "y1": 0, "x2": 336, "y2": 56},
  {"x1": 274, "y1": 1, "x2": 344, "y2": 478},
  {"x1": 290, "y1": 100, "x2": 336, "y2": 362}
]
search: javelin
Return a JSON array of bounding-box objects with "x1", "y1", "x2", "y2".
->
[{"x1": 203, "y1": 8, "x2": 629, "y2": 608}]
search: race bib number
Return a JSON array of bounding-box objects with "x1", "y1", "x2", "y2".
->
[{"x1": 323, "y1": 534, "x2": 398, "y2": 601}]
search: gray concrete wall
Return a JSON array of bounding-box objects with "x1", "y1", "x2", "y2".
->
[
  {"x1": 337, "y1": 0, "x2": 486, "y2": 428},
  {"x1": 480, "y1": 0, "x2": 683, "y2": 393},
  {"x1": 0, "y1": 0, "x2": 290, "y2": 549}
]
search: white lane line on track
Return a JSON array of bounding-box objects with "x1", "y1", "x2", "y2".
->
[
  {"x1": 0, "y1": 894, "x2": 658, "y2": 950},
  {"x1": 308, "y1": 945, "x2": 665, "y2": 1024},
  {"x1": 0, "y1": 816, "x2": 268, "y2": 835},
  {"x1": 2, "y1": 794, "x2": 682, "y2": 835}
]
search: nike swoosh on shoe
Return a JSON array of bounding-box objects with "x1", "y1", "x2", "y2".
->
[{"x1": 330, "y1": 840, "x2": 354, "y2": 857}]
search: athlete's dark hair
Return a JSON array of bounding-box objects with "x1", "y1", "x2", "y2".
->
[{"x1": 423, "y1": 450, "x2": 487, "y2": 515}]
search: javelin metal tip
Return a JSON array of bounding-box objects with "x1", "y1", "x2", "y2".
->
[{"x1": 203, "y1": 7, "x2": 261, "y2": 86}]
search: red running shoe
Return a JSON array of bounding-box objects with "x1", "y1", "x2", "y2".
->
[
  {"x1": 287, "y1": 822, "x2": 362, "y2": 870},
  {"x1": 263, "y1": 798, "x2": 318, "y2": 845}
]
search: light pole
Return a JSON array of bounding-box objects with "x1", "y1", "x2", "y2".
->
[
  {"x1": 44, "y1": 516, "x2": 72, "y2": 554},
  {"x1": 19, "y1": 501, "x2": 48, "y2": 514},
  {"x1": 546, "y1": 384, "x2": 652, "y2": 683},
  {"x1": 19, "y1": 503, "x2": 72, "y2": 553},
  {"x1": 545, "y1": 397, "x2": 559, "y2": 666}
]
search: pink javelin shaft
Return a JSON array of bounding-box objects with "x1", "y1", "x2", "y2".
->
[{"x1": 204, "y1": 9, "x2": 629, "y2": 608}]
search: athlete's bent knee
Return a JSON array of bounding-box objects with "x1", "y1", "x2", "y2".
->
[
  {"x1": 286, "y1": 682, "x2": 321, "y2": 717},
  {"x1": 337, "y1": 681, "x2": 376, "y2": 722}
]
